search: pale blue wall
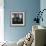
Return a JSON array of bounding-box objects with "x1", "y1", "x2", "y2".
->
[{"x1": 4, "y1": 0, "x2": 40, "y2": 42}]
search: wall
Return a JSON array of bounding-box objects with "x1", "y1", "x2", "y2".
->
[{"x1": 4, "y1": 0, "x2": 40, "y2": 42}]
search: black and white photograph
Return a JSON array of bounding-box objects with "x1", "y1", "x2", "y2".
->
[{"x1": 11, "y1": 12, "x2": 25, "y2": 26}]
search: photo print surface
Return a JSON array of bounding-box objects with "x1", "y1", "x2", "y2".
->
[{"x1": 11, "y1": 12, "x2": 25, "y2": 26}]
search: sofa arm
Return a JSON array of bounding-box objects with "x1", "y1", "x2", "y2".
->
[
  {"x1": 35, "y1": 29, "x2": 45, "y2": 46},
  {"x1": 17, "y1": 37, "x2": 25, "y2": 46}
]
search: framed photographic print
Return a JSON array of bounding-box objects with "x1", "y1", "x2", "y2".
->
[{"x1": 11, "y1": 12, "x2": 25, "y2": 26}]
